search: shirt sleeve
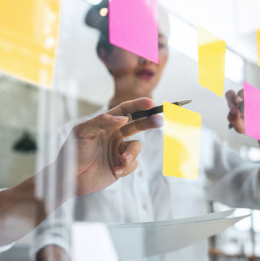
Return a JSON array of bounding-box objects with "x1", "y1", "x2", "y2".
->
[
  {"x1": 203, "y1": 127, "x2": 260, "y2": 209},
  {"x1": 29, "y1": 199, "x2": 74, "y2": 260},
  {"x1": 0, "y1": 242, "x2": 16, "y2": 253},
  {"x1": 0, "y1": 188, "x2": 16, "y2": 253}
]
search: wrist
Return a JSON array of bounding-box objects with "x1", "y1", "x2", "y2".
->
[
  {"x1": 29, "y1": 163, "x2": 74, "y2": 217},
  {"x1": 43, "y1": 161, "x2": 76, "y2": 206}
]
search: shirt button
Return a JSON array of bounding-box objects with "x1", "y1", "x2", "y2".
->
[
  {"x1": 142, "y1": 204, "x2": 147, "y2": 210},
  {"x1": 138, "y1": 171, "x2": 143, "y2": 177}
]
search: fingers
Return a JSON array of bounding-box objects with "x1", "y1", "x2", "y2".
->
[
  {"x1": 74, "y1": 98, "x2": 158, "y2": 139},
  {"x1": 226, "y1": 90, "x2": 243, "y2": 109},
  {"x1": 113, "y1": 160, "x2": 138, "y2": 179},
  {"x1": 227, "y1": 106, "x2": 245, "y2": 134},
  {"x1": 107, "y1": 98, "x2": 154, "y2": 116},
  {"x1": 226, "y1": 89, "x2": 245, "y2": 134},
  {"x1": 113, "y1": 140, "x2": 141, "y2": 179},
  {"x1": 74, "y1": 113, "x2": 128, "y2": 139},
  {"x1": 238, "y1": 89, "x2": 244, "y2": 100},
  {"x1": 120, "y1": 114, "x2": 163, "y2": 138},
  {"x1": 120, "y1": 140, "x2": 141, "y2": 166}
]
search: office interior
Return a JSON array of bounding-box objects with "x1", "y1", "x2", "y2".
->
[{"x1": 0, "y1": 0, "x2": 260, "y2": 260}]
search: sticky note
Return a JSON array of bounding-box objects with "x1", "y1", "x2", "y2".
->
[
  {"x1": 198, "y1": 25, "x2": 226, "y2": 97},
  {"x1": 109, "y1": 0, "x2": 158, "y2": 63},
  {"x1": 0, "y1": 0, "x2": 60, "y2": 88},
  {"x1": 244, "y1": 81, "x2": 260, "y2": 140},
  {"x1": 257, "y1": 29, "x2": 260, "y2": 67},
  {"x1": 163, "y1": 101, "x2": 201, "y2": 180}
]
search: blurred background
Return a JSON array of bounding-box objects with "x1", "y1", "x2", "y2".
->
[{"x1": 0, "y1": 0, "x2": 260, "y2": 260}]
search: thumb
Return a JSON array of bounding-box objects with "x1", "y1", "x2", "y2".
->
[{"x1": 75, "y1": 114, "x2": 128, "y2": 138}]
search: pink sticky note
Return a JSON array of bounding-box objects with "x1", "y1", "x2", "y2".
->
[
  {"x1": 244, "y1": 81, "x2": 260, "y2": 140},
  {"x1": 109, "y1": 0, "x2": 158, "y2": 63}
]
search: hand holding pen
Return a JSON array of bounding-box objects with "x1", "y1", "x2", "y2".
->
[
  {"x1": 226, "y1": 89, "x2": 245, "y2": 134},
  {"x1": 124, "y1": 100, "x2": 192, "y2": 122}
]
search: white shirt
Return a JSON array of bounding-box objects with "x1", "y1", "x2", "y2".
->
[{"x1": 30, "y1": 105, "x2": 260, "y2": 261}]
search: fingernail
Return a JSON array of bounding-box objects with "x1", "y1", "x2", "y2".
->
[
  {"x1": 115, "y1": 168, "x2": 124, "y2": 176},
  {"x1": 230, "y1": 106, "x2": 237, "y2": 115},
  {"x1": 154, "y1": 116, "x2": 163, "y2": 127},
  {"x1": 149, "y1": 115, "x2": 163, "y2": 128},
  {"x1": 124, "y1": 153, "x2": 133, "y2": 165},
  {"x1": 235, "y1": 97, "x2": 243, "y2": 103},
  {"x1": 114, "y1": 116, "x2": 127, "y2": 121}
]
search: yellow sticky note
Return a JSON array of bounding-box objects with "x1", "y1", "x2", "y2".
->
[
  {"x1": 198, "y1": 25, "x2": 226, "y2": 97},
  {"x1": 163, "y1": 101, "x2": 201, "y2": 180},
  {"x1": 0, "y1": 0, "x2": 60, "y2": 88},
  {"x1": 257, "y1": 29, "x2": 260, "y2": 67}
]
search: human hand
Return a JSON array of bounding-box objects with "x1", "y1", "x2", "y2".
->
[
  {"x1": 56, "y1": 98, "x2": 163, "y2": 197},
  {"x1": 226, "y1": 89, "x2": 244, "y2": 134}
]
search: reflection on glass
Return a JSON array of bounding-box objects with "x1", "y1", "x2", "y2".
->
[
  {"x1": 0, "y1": 0, "x2": 60, "y2": 88},
  {"x1": 198, "y1": 25, "x2": 226, "y2": 97},
  {"x1": 163, "y1": 101, "x2": 201, "y2": 180}
]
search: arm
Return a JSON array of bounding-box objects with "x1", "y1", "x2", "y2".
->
[
  {"x1": 203, "y1": 128, "x2": 260, "y2": 209},
  {"x1": 0, "y1": 98, "x2": 163, "y2": 246},
  {"x1": 226, "y1": 89, "x2": 260, "y2": 176},
  {"x1": 203, "y1": 90, "x2": 260, "y2": 208}
]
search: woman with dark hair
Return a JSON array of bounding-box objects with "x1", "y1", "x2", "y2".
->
[
  {"x1": 85, "y1": 0, "x2": 170, "y2": 109},
  {"x1": 32, "y1": 2, "x2": 260, "y2": 261}
]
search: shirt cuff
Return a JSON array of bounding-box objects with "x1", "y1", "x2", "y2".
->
[
  {"x1": 0, "y1": 242, "x2": 16, "y2": 253},
  {"x1": 29, "y1": 234, "x2": 71, "y2": 261}
]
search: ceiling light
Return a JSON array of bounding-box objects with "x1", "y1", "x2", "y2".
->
[{"x1": 99, "y1": 7, "x2": 108, "y2": 17}]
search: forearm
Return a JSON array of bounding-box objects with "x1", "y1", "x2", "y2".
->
[
  {"x1": 206, "y1": 164, "x2": 260, "y2": 209},
  {"x1": 0, "y1": 176, "x2": 44, "y2": 245},
  {"x1": 0, "y1": 162, "x2": 74, "y2": 246}
]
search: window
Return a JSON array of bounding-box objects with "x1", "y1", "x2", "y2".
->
[{"x1": 168, "y1": 14, "x2": 244, "y2": 84}]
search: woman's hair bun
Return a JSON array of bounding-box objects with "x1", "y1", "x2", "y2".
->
[
  {"x1": 84, "y1": 0, "x2": 170, "y2": 58},
  {"x1": 85, "y1": 0, "x2": 112, "y2": 58},
  {"x1": 85, "y1": 0, "x2": 109, "y2": 32}
]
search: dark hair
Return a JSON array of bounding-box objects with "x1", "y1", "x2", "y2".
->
[
  {"x1": 96, "y1": 17, "x2": 114, "y2": 58},
  {"x1": 84, "y1": 1, "x2": 113, "y2": 58}
]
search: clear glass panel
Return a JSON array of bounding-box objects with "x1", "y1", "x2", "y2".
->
[{"x1": 1, "y1": 0, "x2": 260, "y2": 261}]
